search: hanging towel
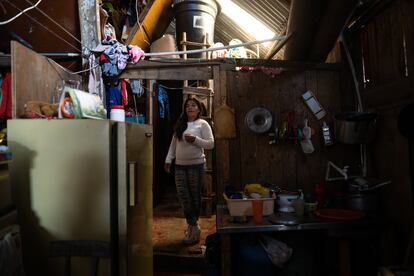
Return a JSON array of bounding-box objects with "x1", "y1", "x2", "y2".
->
[
  {"x1": 0, "y1": 73, "x2": 3, "y2": 105},
  {"x1": 88, "y1": 54, "x2": 97, "y2": 94},
  {"x1": 121, "y1": 79, "x2": 128, "y2": 106},
  {"x1": 0, "y1": 73, "x2": 12, "y2": 119},
  {"x1": 155, "y1": 83, "x2": 169, "y2": 119},
  {"x1": 131, "y1": 79, "x2": 144, "y2": 97}
]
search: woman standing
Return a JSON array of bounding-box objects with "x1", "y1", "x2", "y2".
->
[{"x1": 164, "y1": 98, "x2": 214, "y2": 244}]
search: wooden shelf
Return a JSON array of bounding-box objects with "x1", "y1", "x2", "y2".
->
[
  {"x1": 0, "y1": 160, "x2": 12, "y2": 165},
  {"x1": 0, "y1": 170, "x2": 9, "y2": 182}
]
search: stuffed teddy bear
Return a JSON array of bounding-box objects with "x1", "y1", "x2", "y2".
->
[{"x1": 23, "y1": 101, "x2": 59, "y2": 118}]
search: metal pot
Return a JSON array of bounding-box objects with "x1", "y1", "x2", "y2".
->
[
  {"x1": 347, "y1": 192, "x2": 377, "y2": 213},
  {"x1": 334, "y1": 112, "x2": 378, "y2": 144}
]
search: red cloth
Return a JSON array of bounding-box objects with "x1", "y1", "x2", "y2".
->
[
  {"x1": 0, "y1": 73, "x2": 12, "y2": 118},
  {"x1": 121, "y1": 79, "x2": 128, "y2": 106}
]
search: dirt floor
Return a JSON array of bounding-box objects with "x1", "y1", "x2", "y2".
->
[
  {"x1": 152, "y1": 185, "x2": 216, "y2": 275},
  {"x1": 153, "y1": 198, "x2": 216, "y2": 254}
]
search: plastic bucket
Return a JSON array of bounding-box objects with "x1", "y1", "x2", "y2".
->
[
  {"x1": 173, "y1": 0, "x2": 220, "y2": 58},
  {"x1": 110, "y1": 106, "x2": 125, "y2": 122}
]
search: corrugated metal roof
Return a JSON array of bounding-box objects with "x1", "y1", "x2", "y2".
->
[
  {"x1": 214, "y1": 0, "x2": 290, "y2": 59},
  {"x1": 167, "y1": 0, "x2": 290, "y2": 59}
]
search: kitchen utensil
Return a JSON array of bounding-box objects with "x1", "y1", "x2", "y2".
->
[
  {"x1": 245, "y1": 107, "x2": 273, "y2": 134},
  {"x1": 300, "y1": 119, "x2": 314, "y2": 153},
  {"x1": 322, "y1": 121, "x2": 333, "y2": 146},
  {"x1": 277, "y1": 193, "x2": 300, "y2": 213},
  {"x1": 302, "y1": 90, "x2": 326, "y2": 120},
  {"x1": 334, "y1": 111, "x2": 378, "y2": 144},
  {"x1": 347, "y1": 192, "x2": 378, "y2": 213}
]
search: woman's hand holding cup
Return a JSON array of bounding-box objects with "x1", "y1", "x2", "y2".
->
[{"x1": 184, "y1": 134, "x2": 196, "y2": 143}]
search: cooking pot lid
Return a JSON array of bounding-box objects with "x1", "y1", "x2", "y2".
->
[{"x1": 245, "y1": 107, "x2": 273, "y2": 133}]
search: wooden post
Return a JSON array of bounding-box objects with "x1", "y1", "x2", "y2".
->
[
  {"x1": 214, "y1": 69, "x2": 230, "y2": 204},
  {"x1": 78, "y1": 0, "x2": 103, "y2": 97},
  {"x1": 338, "y1": 239, "x2": 351, "y2": 276},
  {"x1": 148, "y1": 80, "x2": 154, "y2": 125},
  {"x1": 182, "y1": 32, "x2": 188, "y2": 88},
  {"x1": 221, "y1": 234, "x2": 232, "y2": 276}
]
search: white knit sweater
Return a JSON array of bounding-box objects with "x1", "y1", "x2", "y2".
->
[{"x1": 165, "y1": 119, "x2": 214, "y2": 165}]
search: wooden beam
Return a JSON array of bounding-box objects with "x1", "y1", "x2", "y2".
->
[
  {"x1": 265, "y1": 32, "x2": 293, "y2": 60},
  {"x1": 182, "y1": 86, "x2": 212, "y2": 96},
  {"x1": 308, "y1": 0, "x2": 358, "y2": 62},
  {"x1": 284, "y1": 0, "x2": 322, "y2": 60},
  {"x1": 120, "y1": 66, "x2": 213, "y2": 80},
  {"x1": 78, "y1": 0, "x2": 103, "y2": 96},
  {"x1": 124, "y1": 59, "x2": 340, "y2": 71}
]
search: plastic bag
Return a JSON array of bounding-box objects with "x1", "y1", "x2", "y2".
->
[{"x1": 258, "y1": 234, "x2": 292, "y2": 268}]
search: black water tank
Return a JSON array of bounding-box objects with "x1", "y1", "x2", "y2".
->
[{"x1": 173, "y1": 0, "x2": 220, "y2": 58}]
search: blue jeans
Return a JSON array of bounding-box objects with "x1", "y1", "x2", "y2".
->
[{"x1": 175, "y1": 164, "x2": 205, "y2": 226}]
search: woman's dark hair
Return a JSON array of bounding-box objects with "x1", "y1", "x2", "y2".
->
[{"x1": 174, "y1": 98, "x2": 203, "y2": 140}]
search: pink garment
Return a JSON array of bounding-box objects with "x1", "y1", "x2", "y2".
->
[{"x1": 128, "y1": 45, "x2": 145, "y2": 63}]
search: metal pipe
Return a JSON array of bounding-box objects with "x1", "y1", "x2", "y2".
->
[
  {"x1": 144, "y1": 35, "x2": 287, "y2": 57},
  {"x1": 38, "y1": 53, "x2": 81, "y2": 57},
  {"x1": 128, "y1": 0, "x2": 174, "y2": 52}
]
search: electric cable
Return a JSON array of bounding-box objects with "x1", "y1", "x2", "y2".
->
[
  {"x1": 23, "y1": 0, "x2": 84, "y2": 47},
  {"x1": 5, "y1": 0, "x2": 81, "y2": 52},
  {"x1": 0, "y1": 0, "x2": 41, "y2": 25}
]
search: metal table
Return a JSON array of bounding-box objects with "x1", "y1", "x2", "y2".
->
[{"x1": 216, "y1": 204, "x2": 382, "y2": 276}]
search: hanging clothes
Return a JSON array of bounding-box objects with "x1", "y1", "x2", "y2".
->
[
  {"x1": 154, "y1": 83, "x2": 169, "y2": 119},
  {"x1": 120, "y1": 79, "x2": 128, "y2": 106},
  {"x1": 95, "y1": 39, "x2": 129, "y2": 77},
  {"x1": 105, "y1": 81, "x2": 122, "y2": 118},
  {"x1": 88, "y1": 54, "x2": 97, "y2": 94},
  {"x1": 130, "y1": 79, "x2": 144, "y2": 97},
  {"x1": 0, "y1": 73, "x2": 12, "y2": 119}
]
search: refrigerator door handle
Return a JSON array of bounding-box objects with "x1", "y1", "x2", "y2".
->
[{"x1": 129, "y1": 162, "x2": 137, "y2": 206}]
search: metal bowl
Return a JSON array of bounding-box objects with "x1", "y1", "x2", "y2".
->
[{"x1": 245, "y1": 107, "x2": 273, "y2": 134}]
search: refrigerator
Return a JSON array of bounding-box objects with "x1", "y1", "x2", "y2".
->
[{"x1": 8, "y1": 119, "x2": 153, "y2": 276}]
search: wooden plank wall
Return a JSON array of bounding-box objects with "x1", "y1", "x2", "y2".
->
[
  {"x1": 355, "y1": 0, "x2": 414, "y2": 264},
  {"x1": 215, "y1": 68, "x2": 359, "y2": 201},
  {"x1": 11, "y1": 41, "x2": 81, "y2": 118}
]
